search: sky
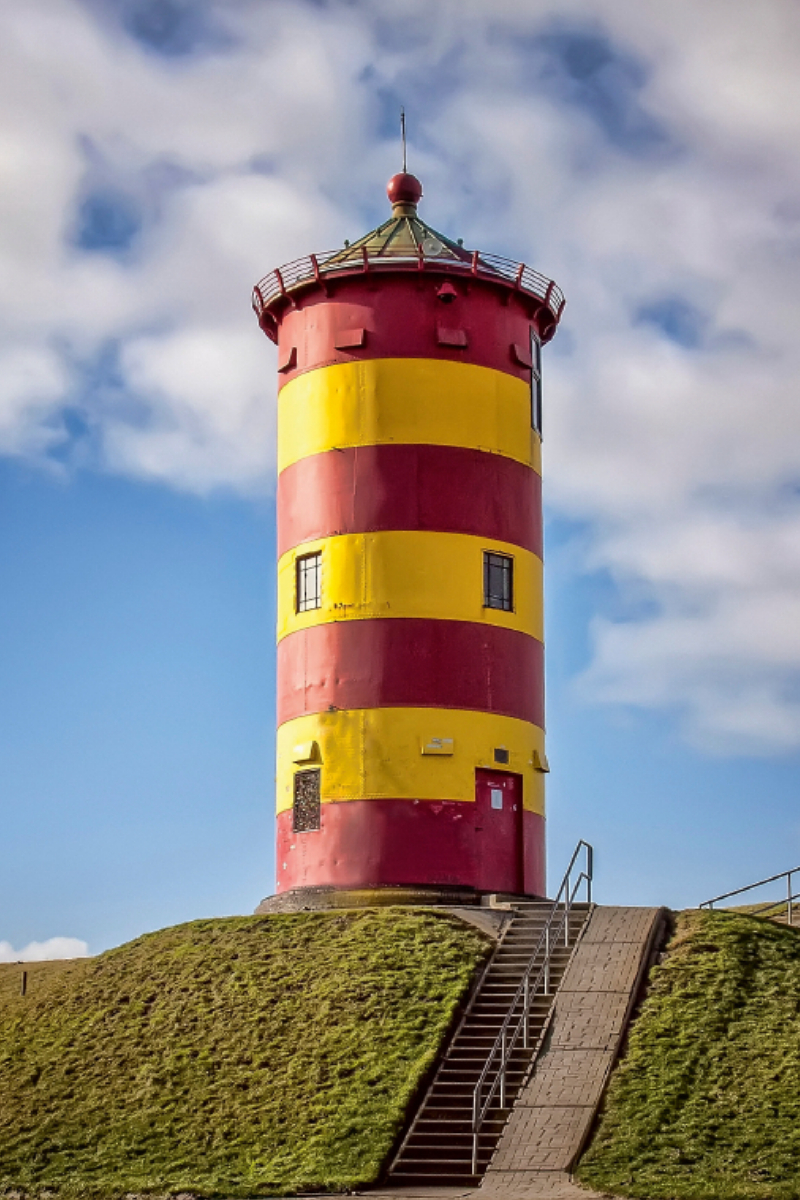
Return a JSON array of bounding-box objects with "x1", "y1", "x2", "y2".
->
[{"x1": 2, "y1": 0, "x2": 800, "y2": 958}]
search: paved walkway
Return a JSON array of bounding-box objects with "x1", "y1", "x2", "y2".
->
[
  {"x1": 322, "y1": 1180, "x2": 614, "y2": 1200},
  {"x1": 480, "y1": 906, "x2": 666, "y2": 1191}
]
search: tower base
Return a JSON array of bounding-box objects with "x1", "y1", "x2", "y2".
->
[{"x1": 254, "y1": 884, "x2": 543, "y2": 914}]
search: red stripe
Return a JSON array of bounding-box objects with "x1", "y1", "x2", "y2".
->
[
  {"x1": 523, "y1": 808, "x2": 546, "y2": 897},
  {"x1": 278, "y1": 444, "x2": 542, "y2": 557},
  {"x1": 276, "y1": 799, "x2": 545, "y2": 896},
  {"x1": 275, "y1": 275, "x2": 544, "y2": 389},
  {"x1": 277, "y1": 619, "x2": 544, "y2": 726}
]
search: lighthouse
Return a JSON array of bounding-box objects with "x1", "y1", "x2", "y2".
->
[{"x1": 253, "y1": 171, "x2": 565, "y2": 906}]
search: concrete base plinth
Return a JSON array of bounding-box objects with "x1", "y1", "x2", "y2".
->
[{"x1": 255, "y1": 884, "x2": 507, "y2": 913}]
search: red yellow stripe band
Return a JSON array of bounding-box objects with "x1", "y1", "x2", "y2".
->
[
  {"x1": 277, "y1": 530, "x2": 543, "y2": 643},
  {"x1": 276, "y1": 802, "x2": 545, "y2": 896},
  {"x1": 276, "y1": 708, "x2": 545, "y2": 815},
  {"x1": 278, "y1": 358, "x2": 541, "y2": 474},
  {"x1": 277, "y1": 619, "x2": 544, "y2": 727},
  {"x1": 275, "y1": 274, "x2": 540, "y2": 390},
  {"x1": 277, "y1": 444, "x2": 542, "y2": 558}
]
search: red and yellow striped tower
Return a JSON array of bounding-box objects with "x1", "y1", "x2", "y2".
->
[{"x1": 253, "y1": 172, "x2": 565, "y2": 905}]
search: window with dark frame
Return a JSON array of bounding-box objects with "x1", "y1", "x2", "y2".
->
[
  {"x1": 296, "y1": 551, "x2": 321, "y2": 612},
  {"x1": 484, "y1": 551, "x2": 514, "y2": 612},
  {"x1": 530, "y1": 329, "x2": 542, "y2": 436},
  {"x1": 293, "y1": 769, "x2": 321, "y2": 832}
]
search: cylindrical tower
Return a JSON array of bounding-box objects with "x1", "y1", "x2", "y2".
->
[{"x1": 253, "y1": 173, "x2": 565, "y2": 905}]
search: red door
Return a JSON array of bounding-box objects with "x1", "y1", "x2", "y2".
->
[{"x1": 474, "y1": 769, "x2": 523, "y2": 894}]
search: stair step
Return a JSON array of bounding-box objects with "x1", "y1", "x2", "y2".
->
[
  {"x1": 434, "y1": 1080, "x2": 527, "y2": 1089},
  {"x1": 413, "y1": 1118, "x2": 506, "y2": 1134},
  {"x1": 444, "y1": 1054, "x2": 533, "y2": 1066},
  {"x1": 389, "y1": 1174, "x2": 482, "y2": 1187},
  {"x1": 394, "y1": 1155, "x2": 486, "y2": 1166},
  {"x1": 398, "y1": 1146, "x2": 488, "y2": 1160},
  {"x1": 405, "y1": 1132, "x2": 497, "y2": 1147},
  {"x1": 419, "y1": 1105, "x2": 510, "y2": 1121},
  {"x1": 394, "y1": 1164, "x2": 489, "y2": 1175}
]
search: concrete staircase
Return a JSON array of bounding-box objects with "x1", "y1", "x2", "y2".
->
[{"x1": 387, "y1": 901, "x2": 592, "y2": 1187}]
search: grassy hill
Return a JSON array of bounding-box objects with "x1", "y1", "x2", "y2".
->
[
  {"x1": 578, "y1": 908, "x2": 800, "y2": 1200},
  {"x1": 0, "y1": 909, "x2": 489, "y2": 1198}
]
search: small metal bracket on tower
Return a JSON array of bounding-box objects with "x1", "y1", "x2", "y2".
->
[{"x1": 292, "y1": 741, "x2": 321, "y2": 764}]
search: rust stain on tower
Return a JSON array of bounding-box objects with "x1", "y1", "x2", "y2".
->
[{"x1": 253, "y1": 170, "x2": 565, "y2": 906}]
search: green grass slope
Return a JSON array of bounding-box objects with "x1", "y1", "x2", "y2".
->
[
  {"x1": 578, "y1": 909, "x2": 800, "y2": 1200},
  {"x1": 0, "y1": 910, "x2": 489, "y2": 1198}
]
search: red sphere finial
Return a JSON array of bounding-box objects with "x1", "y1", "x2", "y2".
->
[{"x1": 387, "y1": 172, "x2": 422, "y2": 209}]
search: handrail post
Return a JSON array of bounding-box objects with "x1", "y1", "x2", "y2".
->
[
  {"x1": 472, "y1": 1089, "x2": 479, "y2": 1175},
  {"x1": 523, "y1": 976, "x2": 529, "y2": 1050},
  {"x1": 789, "y1": 871, "x2": 793, "y2": 927},
  {"x1": 586, "y1": 843, "x2": 593, "y2": 902},
  {"x1": 565, "y1": 883, "x2": 570, "y2": 947},
  {"x1": 544, "y1": 927, "x2": 550, "y2": 995},
  {"x1": 500, "y1": 1031, "x2": 506, "y2": 1108}
]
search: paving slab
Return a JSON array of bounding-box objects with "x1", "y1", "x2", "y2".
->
[
  {"x1": 357, "y1": 1180, "x2": 614, "y2": 1200},
  {"x1": 479, "y1": 1173, "x2": 614, "y2": 1198},
  {"x1": 546, "y1": 993, "x2": 631, "y2": 1051},
  {"x1": 514, "y1": 1050, "x2": 615, "y2": 1106},
  {"x1": 577, "y1": 906, "x2": 659, "y2": 944},
  {"x1": 556, "y1": 940, "x2": 650, "y2": 989},
  {"x1": 357, "y1": 1176, "x2": 613, "y2": 1200}
]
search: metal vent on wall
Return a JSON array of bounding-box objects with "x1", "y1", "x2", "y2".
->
[{"x1": 293, "y1": 769, "x2": 321, "y2": 832}]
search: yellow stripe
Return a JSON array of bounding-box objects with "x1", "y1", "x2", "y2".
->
[
  {"x1": 277, "y1": 708, "x2": 545, "y2": 815},
  {"x1": 277, "y1": 530, "x2": 543, "y2": 642},
  {"x1": 278, "y1": 358, "x2": 541, "y2": 474}
]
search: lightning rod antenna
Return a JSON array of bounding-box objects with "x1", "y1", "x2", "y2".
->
[{"x1": 400, "y1": 108, "x2": 407, "y2": 173}]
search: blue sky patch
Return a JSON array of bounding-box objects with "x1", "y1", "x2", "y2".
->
[
  {"x1": 73, "y1": 189, "x2": 142, "y2": 255},
  {"x1": 635, "y1": 295, "x2": 706, "y2": 348},
  {"x1": 526, "y1": 25, "x2": 672, "y2": 156},
  {"x1": 116, "y1": 0, "x2": 234, "y2": 58}
]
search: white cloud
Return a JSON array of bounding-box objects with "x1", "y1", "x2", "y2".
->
[
  {"x1": 0, "y1": 0, "x2": 799, "y2": 751},
  {"x1": 0, "y1": 937, "x2": 90, "y2": 962},
  {"x1": 0, "y1": 344, "x2": 71, "y2": 456}
]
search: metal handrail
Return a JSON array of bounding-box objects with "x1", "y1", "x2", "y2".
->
[
  {"x1": 470, "y1": 840, "x2": 593, "y2": 1175},
  {"x1": 700, "y1": 866, "x2": 800, "y2": 926},
  {"x1": 252, "y1": 247, "x2": 566, "y2": 326}
]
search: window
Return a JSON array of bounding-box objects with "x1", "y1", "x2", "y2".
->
[
  {"x1": 296, "y1": 551, "x2": 321, "y2": 612},
  {"x1": 530, "y1": 330, "x2": 542, "y2": 436},
  {"x1": 484, "y1": 551, "x2": 514, "y2": 611},
  {"x1": 293, "y1": 769, "x2": 321, "y2": 832}
]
